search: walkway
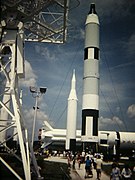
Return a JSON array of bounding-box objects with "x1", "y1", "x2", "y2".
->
[
  {"x1": 46, "y1": 156, "x2": 110, "y2": 180},
  {"x1": 75, "y1": 162, "x2": 109, "y2": 180}
]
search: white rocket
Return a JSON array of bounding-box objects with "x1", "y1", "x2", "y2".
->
[
  {"x1": 82, "y1": 3, "x2": 100, "y2": 142},
  {"x1": 42, "y1": 121, "x2": 135, "y2": 153},
  {"x1": 66, "y1": 69, "x2": 78, "y2": 150}
]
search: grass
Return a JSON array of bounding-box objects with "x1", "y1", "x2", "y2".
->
[
  {"x1": 0, "y1": 153, "x2": 24, "y2": 179},
  {"x1": 0, "y1": 153, "x2": 71, "y2": 180},
  {"x1": 1, "y1": 153, "x2": 135, "y2": 180},
  {"x1": 37, "y1": 156, "x2": 71, "y2": 180}
]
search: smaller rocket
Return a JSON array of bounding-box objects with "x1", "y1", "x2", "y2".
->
[{"x1": 66, "y1": 69, "x2": 78, "y2": 151}]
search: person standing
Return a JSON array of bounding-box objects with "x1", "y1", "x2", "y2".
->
[
  {"x1": 121, "y1": 164, "x2": 132, "y2": 179},
  {"x1": 96, "y1": 155, "x2": 102, "y2": 180},
  {"x1": 85, "y1": 156, "x2": 93, "y2": 178},
  {"x1": 77, "y1": 153, "x2": 81, "y2": 169},
  {"x1": 67, "y1": 152, "x2": 71, "y2": 168},
  {"x1": 110, "y1": 163, "x2": 121, "y2": 180},
  {"x1": 72, "y1": 154, "x2": 76, "y2": 169},
  {"x1": 93, "y1": 154, "x2": 97, "y2": 169},
  {"x1": 81, "y1": 151, "x2": 85, "y2": 163}
]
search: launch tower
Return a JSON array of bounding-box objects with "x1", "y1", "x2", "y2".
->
[{"x1": 0, "y1": 1, "x2": 69, "y2": 179}]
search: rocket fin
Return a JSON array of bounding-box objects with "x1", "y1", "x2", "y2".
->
[{"x1": 44, "y1": 121, "x2": 54, "y2": 131}]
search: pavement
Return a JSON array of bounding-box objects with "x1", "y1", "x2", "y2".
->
[
  {"x1": 74, "y1": 162, "x2": 109, "y2": 180},
  {"x1": 45, "y1": 156, "x2": 110, "y2": 180}
]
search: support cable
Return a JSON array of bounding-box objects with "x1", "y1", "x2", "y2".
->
[{"x1": 101, "y1": 43, "x2": 128, "y2": 132}]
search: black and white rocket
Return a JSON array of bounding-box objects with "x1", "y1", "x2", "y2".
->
[
  {"x1": 82, "y1": 3, "x2": 99, "y2": 142},
  {"x1": 66, "y1": 69, "x2": 78, "y2": 150}
]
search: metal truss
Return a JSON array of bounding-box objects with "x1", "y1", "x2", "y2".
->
[
  {"x1": 0, "y1": 0, "x2": 70, "y2": 179},
  {"x1": 0, "y1": 25, "x2": 43, "y2": 179},
  {"x1": 1, "y1": 0, "x2": 69, "y2": 43}
]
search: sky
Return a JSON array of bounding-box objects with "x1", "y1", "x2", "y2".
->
[{"x1": 17, "y1": 0, "x2": 135, "y2": 140}]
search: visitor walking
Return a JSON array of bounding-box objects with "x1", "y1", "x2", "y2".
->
[
  {"x1": 72, "y1": 154, "x2": 76, "y2": 169},
  {"x1": 67, "y1": 152, "x2": 71, "y2": 168},
  {"x1": 77, "y1": 154, "x2": 81, "y2": 169},
  {"x1": 96, "y1": 154, "x2": 102, "y2": 180},
  {"x1": 84, "y1": 156, "x2": 93, "y2": 178}
]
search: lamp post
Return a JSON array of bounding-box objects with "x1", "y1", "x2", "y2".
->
[{"x1": 30, "y1": 86, "x2": 47, "y2": 147}]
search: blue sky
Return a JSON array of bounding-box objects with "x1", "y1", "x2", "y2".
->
[{"x1": 19, "y1": 0, "x2": 135, "y2": 140}]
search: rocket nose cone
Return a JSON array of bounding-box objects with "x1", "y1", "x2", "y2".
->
[{"x1": 89, "y1": 3, "x2": 97, "y2": 14}]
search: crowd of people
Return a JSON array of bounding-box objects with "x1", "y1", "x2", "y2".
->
[
  {"x1": 38, "y1": 148, "x2": 135, "y2": 179},
  {"x1": 66, "y1": 151, "x2": 103, "y2": 179},
  {"x1": 66, "y1": 151, "x2": 135, "y2": 180},
  {"x1": 110, "y1": 163, "x2": 133, "y2": 180}
]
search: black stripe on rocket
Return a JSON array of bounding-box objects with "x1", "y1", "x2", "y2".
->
[
  {"x1": 82, "y1": 47, "x2": 99, "y2": 137},
  {"x1": 84, "y1": 47, "x2": 99, "y2": 60},
  {"x1": 82, "y1": 109, "x2": 98, "y2": 136}
]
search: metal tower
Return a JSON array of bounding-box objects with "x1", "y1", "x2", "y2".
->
[{"x1": 0, "y1": 0, "x2": 69, "y2": 179}]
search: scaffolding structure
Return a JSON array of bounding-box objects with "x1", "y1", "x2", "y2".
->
[{"x1": 0, "y1": 0, "x2": 69, "y2": 179}]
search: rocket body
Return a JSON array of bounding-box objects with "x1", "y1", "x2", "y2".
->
[
  {"x1": 66, "y1": 70, "x2": 78, "y2": 150},
  {"x1": 82, "y1": 4, "x2": 99, "y2": 142}
]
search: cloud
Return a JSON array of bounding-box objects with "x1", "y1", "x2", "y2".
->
[
  {"x1": 24, "y1": 107, "x2": 48, "y2": 140},
  {"x1": 127, "y1": 104, "x2": 135, "y2": 118},
  {"x1": 34, "y1": 45, "x2": 57, "y2": 62},
  {"x1": 96, "y1": 0, "x2": 135, "y2": 22},
  {"x1": 127, "y1": 34, "x2": 135, "y2": 55},
  {"x1": 68, "y1": 25, "x2": 85, "y2": 41},
  {"x1": 19, "y1": 60, "x2": 37, "y2": 87},
  {"x1": 112, "y1": 116, "x2": 123, "y2": 125},
  {"x1": 110, "y1": 60, "x2": 135, "y2": 70},
  {"x1": 99, "y1": 116, "x2": 123, "y2": 131},
  {"x1": 116, "y1": 106, "x2": 120, "y2": 113},
  {"x1": 80, "y1": 28, "x2": 85, "y2": 39},
  {"x1": 115, "y1": 33, "x2": 135, "y2": 59}
]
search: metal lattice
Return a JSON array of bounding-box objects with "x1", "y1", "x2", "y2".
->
[
  {"x1": 0, "y1": 1, "x2": 70, "y2": 179},
  {"x1": 1, "y1": 0, "x2": 69, "y2": 43}
]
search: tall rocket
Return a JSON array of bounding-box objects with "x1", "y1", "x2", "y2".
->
[
  {"x1": 82, "y1": 3, "x2": 99, "y2": 142},
  {"x1": 66, "y1": 69, "x2": 78, "y2": 150}
]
